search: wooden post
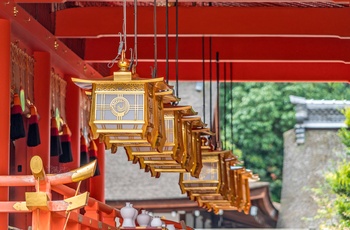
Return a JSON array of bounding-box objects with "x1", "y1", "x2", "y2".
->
[
  {"x1": 0, "y1": 18, "x2": 11, "y2": 228},
  {"x1": 101, "y1": 209, "x2": 117, "y2": 226}
]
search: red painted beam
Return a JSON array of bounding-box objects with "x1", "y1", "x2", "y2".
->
[
  {"x1": 55, "y1": 7, "x2": 350, "y2": 37},
  {"x1": 0, "y1": 2, "x2": 102, "y2": 79},
  {"x1": 107, "y1": 61, "x2": 350, "y2": 82},
  {"x1": 85, "y1": 36, "x2": 350, "y2": 62},
  {"x1": 14, "y1": 0, "x2": 347, "y2": 2}
]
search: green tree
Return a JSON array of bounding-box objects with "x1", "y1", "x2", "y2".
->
[
  {"x1": 326, "y1": 161, "x2": 350, "y2": 227},
  {"x1": 220, "y1": 83, "x2": 350, "y2": 202}
]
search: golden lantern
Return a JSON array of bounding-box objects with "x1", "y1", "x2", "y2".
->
[
  {"x1": 230, "y1": 167, "x2": 259, "y2": 214},
  {"x1": 185, "y1": 128, "x2": 214, "y2": 178},
  {"x1": 178, "y1": 117, "x2": 206, "y2": 173},
  {"x1": 179, "y1": 143, "x2": 232, "y2": 197},
  {"x1": 124, "y1": 105, "x2": 196, "y2": 171},
  {"x1": 190, "y1": 150, "x2": 239, "y2": 204},
  {"x1": 72, "y1": 51, "x2": 173, "y2": 150},
  {"x1": 198, "y1": 166, "x2": 259, "y2": 214},
  {"x1": 140, "y1": 127, "x2": 213, "y2": 178}
]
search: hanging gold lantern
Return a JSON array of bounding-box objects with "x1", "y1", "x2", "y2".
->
[
  {"x1": 179, "y1": 117, "x2": 206, "y2": 173},
  {"x1": 231, "y1": 167, "x2": 259, "y2": 214},
  {"x1": 198, "y1": 166, "x2": 259, "y2": 214},
  {"x1": 186, "y1": 128, "x2": 214, "y2": 178},
  {"x1": 190, "y1": 150, "x2": 239, "y2": 203},
  {"x1": 72, "y1": 51, "x2": 173, "y2": 150},
  {"x1": 179, "y1": 145, "x2": 230, "y2": 197},
  {"x1": 140, "y1": 127, "x2": 212, "y2": 178},
  {"x1": 124, "y1": 105, "x2": 196, "y2": 169}
]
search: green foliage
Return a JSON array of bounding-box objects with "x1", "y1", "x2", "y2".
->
[
  {"x1": 220, "y1": 82, "x2": 350, "y2": 202},
  {"x1": 339, "y1": 108, "x2": 350, "y2": 154},
  {"x1": 327, "y1": 162, "x2": 350, "y2": 197},
  {"x1": 305, "y1": 182, "x2": 339, "y2": 228},
  {"x1": 329, "y1": 106, "x2": 350, "y2": 228},
  {"x1": 335, "y1": 195, "x2": 350, "y2": 226},
  {"x1": 306, "y1": 104, "x2": 350, "y2": 229},
  {"x1": 324, "y1": 161, "x2": 350, "y2": 228}
]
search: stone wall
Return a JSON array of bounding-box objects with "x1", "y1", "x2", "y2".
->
[{"x1": 277, "y1": 129, "x2": 346, "y2": 228}]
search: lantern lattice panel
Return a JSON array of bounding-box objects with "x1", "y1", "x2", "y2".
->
[
  {"x1": 179, "y1": 150, "x2": 222, "y2": 194},
  {"x1": 198, "y1": 167, "x2": 258, "y2": 214},
  {"x1": 91, "y1": 82, "x2": 148, "y2": 136}
]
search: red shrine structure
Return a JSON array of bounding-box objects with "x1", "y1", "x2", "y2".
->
[{"x1": 0, "y1": 0, "x2": 349, "y2": 229}]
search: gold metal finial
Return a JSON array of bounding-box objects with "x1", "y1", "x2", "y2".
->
[
  {"x1": 113, "y1": 49, "x2": 132, "y2": 81},
  {"x1": 117, "y1": 50, "x2": 130, "y2": 72}
]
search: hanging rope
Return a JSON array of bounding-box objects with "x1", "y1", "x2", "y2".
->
[
  {"x1": 107, "y1": 0, "x2": 127, "y2": 68},
  {"x1": 223, "y1": 62, "x2": 227, "y2": 150},
  {"x1": 123, "y1": 0, "x2": 127, "y2": 51},
  {"x1": 153, "y1": 0, "x2": 158, "y2": 77},
  {"x1": 175, "y1": 0, "x2": 179, "y2": 96},
  {"x1": 216, "y1": 52, "x2": 221, "y2": 150},
  {"x1": 165, "y1": 0, "x2": 169, "y2": 83},
  {"x1": 202, "y1": 36, "x2": 206, "y2": 124},
  {"x1": 230, "y1": 62, "x2": 234, "y2": 151},
  {"x1": 209, "y1": 37, "x2": 212, "y2": 131},
  {"x1": 134, "y1": 0, "x2": 138, "y2": 68}
]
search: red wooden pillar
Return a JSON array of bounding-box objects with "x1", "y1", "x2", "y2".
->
[
  {"x1": 63, "y1": 75, "x2": 80, "y2": 171},
  {"x1": 0, "y1": 19, "x2": 11, "y2": 228},
  {"x1": 33, "y1": 51, "x2": 51, "y2": 172},
  {"x1": 90, "y1": 140, "x2": 105, "y2": 202}
]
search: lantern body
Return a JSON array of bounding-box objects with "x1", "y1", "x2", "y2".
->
[
  {"x1": 127, "y1": 107, "x2": 200, "y2": 177},
  {"x1": 179, "y1": 147, "x2": 238, "y2": 208},
  {"x1": 90, "y1": 81, "x2": 149, "y2": 140},
  {"x1": 178, "y1": 117, "x2": 206, "y2": 178},
  {"x1": 198, "y1": 167, "x2": 257, "y2": 214},
  {"x1": 73, "y1": 75, "x2": 175, "y2": 150},
  {"x1": 179, "y1": 149, "x2": 222, "y2": 195}
]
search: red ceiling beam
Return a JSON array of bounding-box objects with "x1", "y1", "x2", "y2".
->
[
  {"x1": 55, "y1": 7, "x2": 350, "y2": 38},
  {"x1": 85, "y1": 36, "x2": 350, "y2": 62},
  {"x1": 106, "y1": 61, "x2": 350, "y2": 82},
  {"x1": 0, "y1": 1, "x2": 102, "y2": 79},
  {"x1": 15, "y1": 0, "x2": 346, "y2": 2}
]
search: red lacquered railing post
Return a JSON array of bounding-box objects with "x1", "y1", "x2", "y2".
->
[
  {"x1": 101, "y1": 208, "x2": 117, "y2": 227},
  {"x1": 84, "y1": 201, "x2": 100, "y2": 221}
]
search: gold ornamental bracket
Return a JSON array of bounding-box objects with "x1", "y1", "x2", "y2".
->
[
  {"x1": 4, "y1": 156, "x2": 94, "y2": 213},
  {"x1": 10, "y1": 192, "x2": 89, "y2": 212},
  {"x1": 48, "y1": 159, "x2": 97, "y2": 185}
]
